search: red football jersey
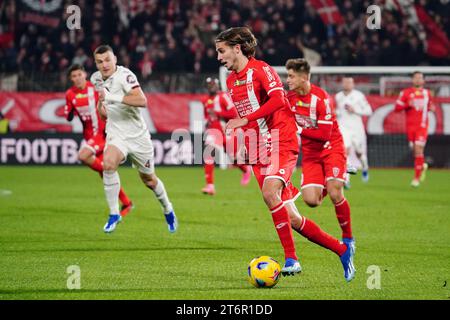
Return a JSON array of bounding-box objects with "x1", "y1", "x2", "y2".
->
[
  {"x1": 395, "y1": 87, "x2": 432, "y2": 129},
  {"x1": 65, "y1": 81, "x2": 104, "y2": 140},
  {"x1": 203, "y1": 91, "x2": 237, "y2": 132},
  {"x1": 288, "y1": 84, "x2": 345, "y2": 158},
  {"x1": 226, "y1": 57, "x2": 298, "y2": 163}
]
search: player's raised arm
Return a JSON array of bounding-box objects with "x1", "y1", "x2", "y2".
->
[{"x1": 394, "y1": 90, "x2": 408, "y2": 112}]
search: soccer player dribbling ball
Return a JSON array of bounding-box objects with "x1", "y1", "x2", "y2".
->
[
  {"x1": 394, "y1": 71, "x2": 435, "y2": 187},
  {"x1": 216, "y1": 27, "x2": 302, "y2": 275},
  {"x1": 285, "y1": 58, "x2": 356, "y2": 282},
  {"x1": 91, "y1": 45, "x2": 177, "y2": 233},
  {"x1": 65, "y1": 64, "x2": 133, "y2": 217},
  {"x1": 201, "y1": 77, "x2": 251, "y2": 195}
]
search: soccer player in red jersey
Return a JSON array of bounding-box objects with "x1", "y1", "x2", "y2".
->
[
  {"x1": 65, "y1": 64, "x2": 133, "y2": 216},
  {"x1": 201, "y1": 77, "x2": 251, "y2": 195},
  {"x1": 285, "y1": 58, "x2": 355, "y2": 281},
  {"x1": 394, "y1": 71, "x2": 435, "y2": 187},
  {"x1": 216, "y1": 27, "x2": 302, "y2": 275}
]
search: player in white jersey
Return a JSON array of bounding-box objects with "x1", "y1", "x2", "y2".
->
[
  {"x1": 335, "y1": 77, "x2": 372, "y2": 185},
  {"x1": 91, "y1": 45, "x2": 177, "y2": 233}
]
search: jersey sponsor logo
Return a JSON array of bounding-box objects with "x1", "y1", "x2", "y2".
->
[
  {"x1": 296, "y1": 100, "x2": 310, "y2": 107},
  {"x1": 234, "y1": 79, "x2": 246, "y2": 86},
  {"x1": 269, "y1": 81, "x2": 277, "y2": 88},
  {"x1": 75, "y1": 93, "x2": 88, "y2": 99},
  {"x1": 262, "y1": 66, "x2": 274, "y2": 82},
  {"x1": 126, "y1": 75, "x2": 137, "y2": 84}
]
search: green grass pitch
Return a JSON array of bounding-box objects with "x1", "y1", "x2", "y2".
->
[{"x1": 0, "y1": 166, "x2": 449, "y2": 300}]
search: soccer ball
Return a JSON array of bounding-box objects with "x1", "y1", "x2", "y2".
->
[{"x1": 247, "y1": 256, "x2": 281, "y2": 288}]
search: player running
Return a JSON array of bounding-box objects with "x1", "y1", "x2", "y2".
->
[
  {"x1": 216, "y1": 27, "x2": 302, "y2": 275},
  {"x1": 394, "y1": 71, "x2": 434, "y2": 187},
  {"x1": 65, "y1": 64, "x2": 133, "y2": 217},
  {"x1": 285, "y1": 58, "x2": 355, "y2": 282},
  {"x1": 90, "y1": 45, "x2": 177, "y2": 233},
  {"x1": 201, "y1": 77, "x2": 251, "y2": 195},
  {"x1": 335, "y1": 76, "x2": 372, "y2": 186}
]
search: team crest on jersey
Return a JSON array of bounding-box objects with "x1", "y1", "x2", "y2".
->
[
  {"x1": 234, "y1": 79, "x2": 246, "y2": 86},
  {"x1": 127, "y1": 75, "x2": 136, "y2": 84},
  {"x1": 332, "y1": 167, "x2": 340, "y2": 177},
  {"x1": 325, "y1": 114, "x2": 332, "y2": 120}
]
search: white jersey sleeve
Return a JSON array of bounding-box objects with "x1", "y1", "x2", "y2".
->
[
  {"x1": 119, "y1": 69, "x2": 140, "y2": 94},
  {"x1": 353, "y1": 90, "x2": 372, "y2": 117}
]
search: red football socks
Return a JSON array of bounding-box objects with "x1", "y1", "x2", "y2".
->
[
  {"x1": 90, "y1": 157, "x2": 103, "y2": 173},
  {"x1": 335, "y1": 198, "x2": 352, "y2": 239},
  {"x1": 297, "y1": 217, "x2": 347, "y2": 256},
  {"x1": 204, "y1": 163, "x2": 214, "y2": 184},
  {"x1": 270, "y1": 202, "x2": 298, "y2": 260},
  {"x1": 414, "y1": 154, "x2": 424, "y2": 180}
]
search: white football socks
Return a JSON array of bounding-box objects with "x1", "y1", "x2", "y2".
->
[
  {"x1": 360, "y1": 154, "x2": 369, "y2": 171},
  {"x1": 103, "y1": 170, "x2": 120, "y2": 216},
  {"x1": 152, "y1": 178, "x2": 173, "y2": 214}
]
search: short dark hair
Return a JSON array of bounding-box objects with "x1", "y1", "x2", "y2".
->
[
  {"x1": 94, "y1": 44, "x2": 114, "y2": 56},
  {"x1": 67, "y1": 64, "x2": 85, "y2": 77},
  {"x1": 215, "y1": 27, "x2": 258, "y2": 58},
  {"x1": 412, "y1": 71, "x2": 423, "y2": 77},
  {"x1": 285, "y1": 58, "x2": 310, "y2": 75}
]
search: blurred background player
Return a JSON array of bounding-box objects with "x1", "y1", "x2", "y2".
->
[
  {"x1": 201, "y1": 77, "x2": 251, "y2": 195},
  {"x1": 394, "y1": 71, "x2": 435, "y2": 187},
  {"x1": 286, "y1": 58, "x2": 355, "y2": 282},
  {"x1": 0, "y1": 111, "x2": 10, "y2": 134},
  {"x1": 335, "y1": 76, "x2": 373, "y2": 187},
  {"x1": 91, "y1": 45, "x2": 177, "y2": 233},
  {"x1": 217, "y1": 27, "x2": 301, "y2": 275},
  {"x1": 65, "y1": 64, "x2": 133, "y2": 217}
]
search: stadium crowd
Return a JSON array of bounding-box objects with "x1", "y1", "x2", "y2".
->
[{"x1": 1, "y1": 0, "x2": 449, "y2": 84}]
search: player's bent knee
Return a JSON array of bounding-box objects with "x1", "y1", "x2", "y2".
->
[
  {"x1": 140, "y1": 172, "x2": 158, "y2": 189},
  {"x1": 103, "y1": 159, "x2": 118, "y2": 172},
  {"x1": 289, "y1": 214, "x2": 303, "y2": 230},
  {"x1": 329, "y1": 191, "x2": 344, "y2": 204},
  {"x1": 304, "y1": 198, "x2": 321, "y2": 208}
]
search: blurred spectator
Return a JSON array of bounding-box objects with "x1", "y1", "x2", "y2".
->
[{"x1": 1, "y1": 0, "x2": 449, "y2": 89}]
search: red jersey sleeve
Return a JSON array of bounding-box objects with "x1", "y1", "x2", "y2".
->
[
  {"x1": 65, "y1": 90, "x2": 75, "y2": 121},
  {"x1": 245, "y1": 64, "x2": 286, "y2": 122},
  {"x1": 427, "y1": 89, "x2": 435, "y2": 112},
  {"x1": 216, "y1": 93, "x2": 237, "y2": 120},
  {"x1": 394, "y1": 89, "x2": 409, "y2": 112}
]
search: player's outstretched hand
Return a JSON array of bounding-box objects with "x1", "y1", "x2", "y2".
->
[{"x1": 226, "y1": 118, "x2": 248, "y2": 133}]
